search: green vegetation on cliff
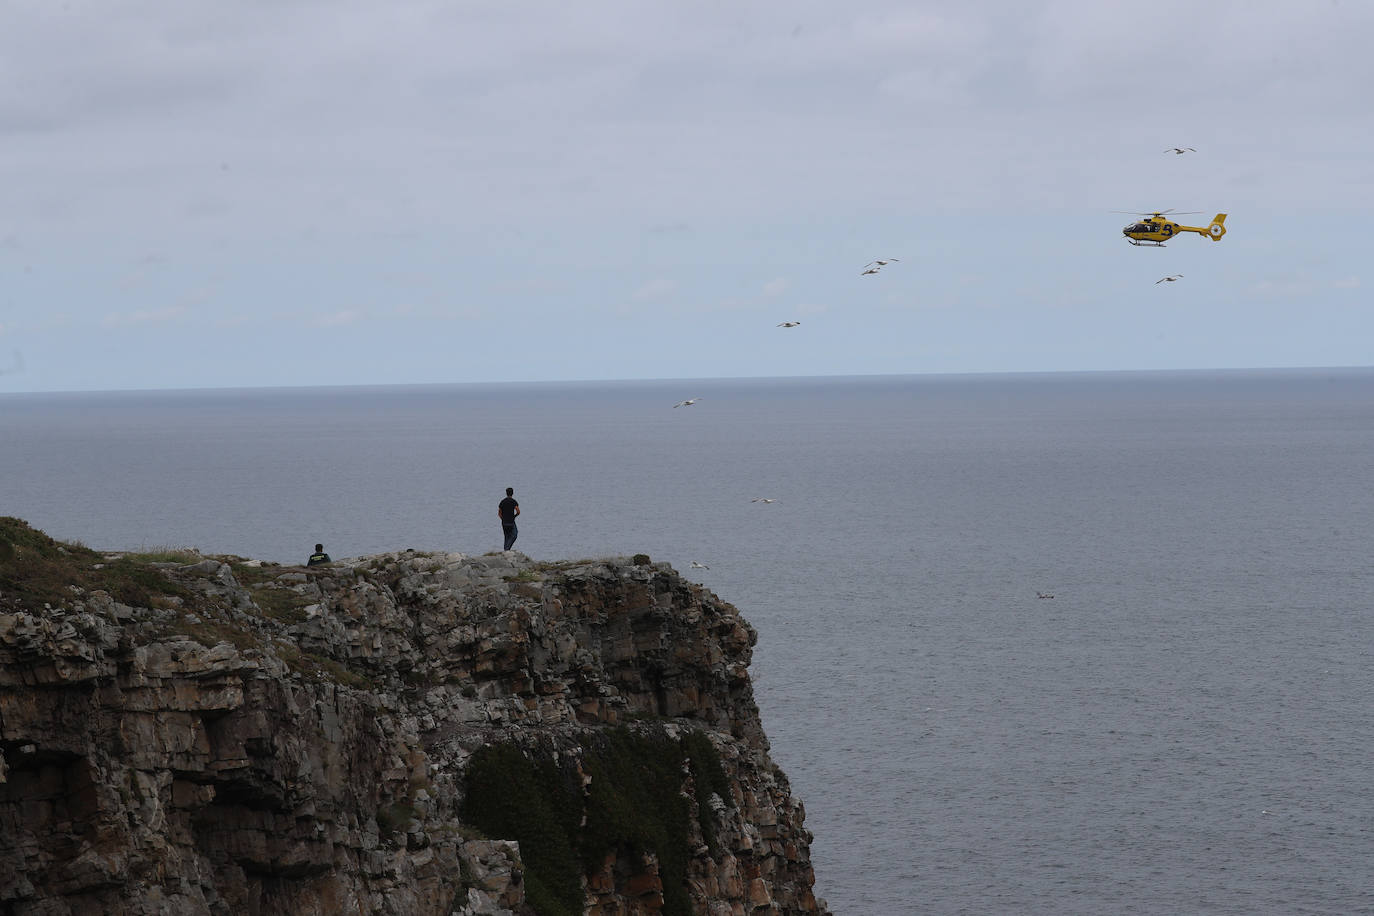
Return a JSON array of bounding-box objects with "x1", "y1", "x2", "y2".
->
[
  {"x1": 461, "y1": 743, "x2": 584, "y2": 915},
  {"x1": 0, "y1": 517, "x2": 190, "y2": 610},
  {"x1": 461, "y1": 727, "x2": 734, "y2": 916}
]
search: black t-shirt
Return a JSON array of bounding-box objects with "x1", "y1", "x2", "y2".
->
[{"x1": 498, "y1": 496, "x2": 519, "y2": 524}]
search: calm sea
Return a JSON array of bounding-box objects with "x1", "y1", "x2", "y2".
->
[{"x1": 3, "y1": 370, "x2": 1373, "y2": 915}]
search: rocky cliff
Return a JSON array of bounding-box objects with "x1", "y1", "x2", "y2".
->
[{"x1": 0, "y1": 519, "x2": 829, "y2": 916}]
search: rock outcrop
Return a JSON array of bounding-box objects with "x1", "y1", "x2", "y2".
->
[{"x1": 0, "y1": 520, "x2": 828, "y2": 916}]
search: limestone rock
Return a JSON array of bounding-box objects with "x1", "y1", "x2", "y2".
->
[{"x1": 0, "y1": 537, "x2": 829, "y2": 915}]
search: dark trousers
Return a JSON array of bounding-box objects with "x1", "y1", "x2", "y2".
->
[{"x1": 502, "y1": 523, "x2": 518, "y2": 550}]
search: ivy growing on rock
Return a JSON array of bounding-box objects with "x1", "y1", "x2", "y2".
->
[
  {"x1": 461, "y1": 727, "x2": 733, "y2": 916},
  {"x1": 461, "y1": 743, "x2": 584, "y2": 915}
]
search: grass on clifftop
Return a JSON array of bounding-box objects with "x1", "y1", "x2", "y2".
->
[
  {"x1": 0, "y1": 518, "x2": 386, "y2": 693},
  {"x1": 0, "y1": 517, "x2": 191, "y2": 611}
]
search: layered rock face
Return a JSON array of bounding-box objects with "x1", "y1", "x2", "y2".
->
[{"x1": 0, "y1": 533, "x2": 829, "y2": 916}]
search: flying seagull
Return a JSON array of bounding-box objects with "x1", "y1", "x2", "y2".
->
[
  {"x1": 864, "y1": 259, "x2": 900, "y2": 269},
  {"x1": 1165, "y1": 147, "x2": 1197, "y2": 155},
  {"x1": 1036, "y1": 592, "x2": 1055, "y2": 599},
  {"x1": 1156, "y1": 274, "x2": 1183, "y2": 284},
  {"x1": 689, "y1": 561, "x2": 710, "y2": 570},
  {"x1": 673, "y1": 397, "x2": 701, "y2": 408},
  {"x1": 750, "y1": 497, "x2": 776, "y2": 503},
  {"x1": 860, "y1": 267, "x2": 881, "y2": 276},
  {"x1": 777, "y1": 321, "x2": 801, "y2": 328}
]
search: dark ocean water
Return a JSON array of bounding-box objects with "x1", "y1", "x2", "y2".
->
[{"x1": 3, "y1": 370, "x2": 1373, "y2": 914}]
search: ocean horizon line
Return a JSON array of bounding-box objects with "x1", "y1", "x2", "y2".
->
[{"x1": 4, "y1": 364, "x2": 1374, "y2": 399}]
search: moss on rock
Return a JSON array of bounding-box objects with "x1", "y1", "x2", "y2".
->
[
  {"x1": 461, "y1": 726, "x2": 733, "y2": 916},
  {"x1": 461, "y1": 743, "x2": 585, "y2": 916},
  {"x1": 0, "y1": 517, "x2": 190, "y2": 610}
]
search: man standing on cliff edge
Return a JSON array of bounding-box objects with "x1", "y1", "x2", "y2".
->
[{"x1": 498, "y1": 487, "x2": 520, "y2": 551}]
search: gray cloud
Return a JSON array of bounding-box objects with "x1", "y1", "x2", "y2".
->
[
  {"x1": 2, "y1": 1, "x2": 1371, "y2": 390},
  {"x1": 3, "y1": 0, "x2": 1367, "y2": 238}
]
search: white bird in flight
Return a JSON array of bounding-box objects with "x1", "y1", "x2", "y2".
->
[
  {"x1": 777, "y1": 321, "x2": 801, "y2": 328},
  {"x1": 1156, "y1": 274, "x2": 1183, "y2": 284},
  {"x1": 673, "y1": 397, "x2": 701, "y2": 408},
  {"x1": 751, "y1": 497, "x2": 776, "y2": 503},
  {"x1": 861, "y1": 258, "x2": 899, "y2": 276},
  {"x1": 1165, "y1": 147, "x2": 1197, "y2": 155},
  {"x1": 690, "y1": 561, "x2": 710, "y2": 570}
]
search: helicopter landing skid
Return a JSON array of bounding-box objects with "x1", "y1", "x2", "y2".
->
[{"x1": 1125, "y1": 239, "x2": 1166, "y2": 247}]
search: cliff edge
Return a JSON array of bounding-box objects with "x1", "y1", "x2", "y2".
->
[{"x1": 0, "y1": 519, "x2": 829, "y2": 916}]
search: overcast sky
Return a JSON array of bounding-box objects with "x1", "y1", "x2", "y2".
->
[{"x1": 1, "y1": 0, "x2": 1370, "y2": 393}]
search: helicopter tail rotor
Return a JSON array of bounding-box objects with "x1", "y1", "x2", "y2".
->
[{"x1": 1207, "y1": 213, "x2": 1227, "y2": 240}]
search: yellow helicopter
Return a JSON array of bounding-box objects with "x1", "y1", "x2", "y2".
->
[{"x1": 1117, "y1": 210, "x2": 1227, "y2": 246}]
